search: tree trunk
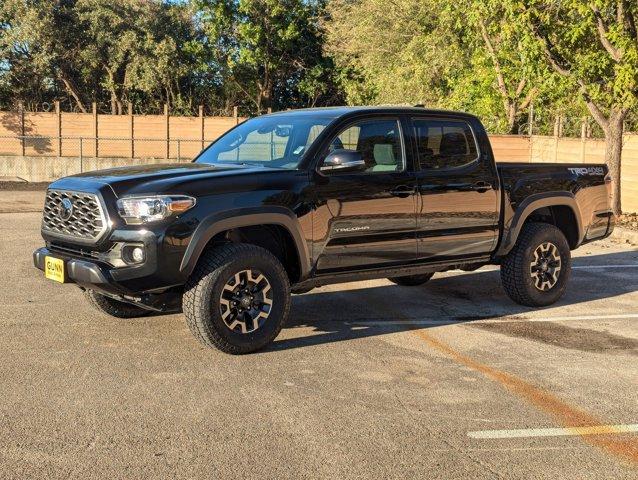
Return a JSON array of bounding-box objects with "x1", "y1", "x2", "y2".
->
[
  {"x1": 506, "y1": 104, "x2": 517, "y2": 134},
  {"x1": 106, "y1": 69, "x2": 118, "y2": 115},
  {"x1": 604, "y1": 111, "x2": 625, "y2": 216},
  {"x1": 110, "y1": 90, "x2": 118, "y2": 115},
  {"x1": 258, "y1": 66, "x2": 273, "y2": 113},
  {"x1": 261, "y1": 86, "x2": 272, "y2": 113},
  {"x1": 59, "y1": 75, "x2": 87, "y2": 113}
]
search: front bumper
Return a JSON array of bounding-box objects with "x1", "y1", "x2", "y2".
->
[
  {"x1": 33, "y1": 228, "x2": 184, "y2": 312},
  {"x1": 34, "y1": 247, "x2": 115, "y2": 292}
]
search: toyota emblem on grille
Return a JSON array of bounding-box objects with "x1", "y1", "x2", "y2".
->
[{"x1": 58, "y1": 198, "x2": 74, "y2": 221}]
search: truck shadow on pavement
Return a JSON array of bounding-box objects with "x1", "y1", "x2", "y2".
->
[{"x1": 270, "y1": 249, "x2": 638, "y2": 352}]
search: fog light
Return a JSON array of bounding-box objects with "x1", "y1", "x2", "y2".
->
[
  {"x1": 121, "y1": 245, "x2": 146, "y2": 265},
  {"x1": 131, "y1": 247, "x2": 145, "y2": 263}
]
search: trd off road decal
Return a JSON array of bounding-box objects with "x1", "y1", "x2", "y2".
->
[{"x1": 568, "y1": 167, "x2": 605, "y2": 176}]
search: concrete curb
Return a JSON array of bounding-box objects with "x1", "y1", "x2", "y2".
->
[{"x1": 610, "y1": 226, "x2": 638, "y2": 246}]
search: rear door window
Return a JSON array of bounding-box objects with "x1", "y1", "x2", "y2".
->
[{"x1": 412, "y1": 119, "x2": 479, "y2": 170}]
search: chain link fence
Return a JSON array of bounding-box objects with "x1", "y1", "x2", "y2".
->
[
  {"x1": 0, "y1": 136, "x2": 213, "y2": 160},
  {"x1": 2, "y1": 111, "x2": 637, "y2": 181}
]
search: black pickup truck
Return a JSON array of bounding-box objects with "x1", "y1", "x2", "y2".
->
[{"x1": 34, "y1": 107, "x2": 614, "y2": 353}]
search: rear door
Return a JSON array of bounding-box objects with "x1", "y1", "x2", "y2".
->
[
  {"x1": 410, "y1": 116, "x2": 499, "y2": 260},
  {"x1": 312, "y1": 116, "x2": 418, "y2": 272}
]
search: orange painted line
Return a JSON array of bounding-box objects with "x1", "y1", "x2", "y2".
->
[{"x1": 412, "y1": 329, "x2": 638, "y2": 465}]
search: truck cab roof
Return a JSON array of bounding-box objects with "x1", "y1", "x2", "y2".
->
[{"x1": 265, "y1": 105, "x2": 480, "y2": 122}]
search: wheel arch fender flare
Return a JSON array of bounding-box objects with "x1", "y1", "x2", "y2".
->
[
  {"x1": 496, "y1": 192, "x2": 584, "y2": 257},
  {"x1": 179, "y1": 207, "x2": 311, "y2": 279}
]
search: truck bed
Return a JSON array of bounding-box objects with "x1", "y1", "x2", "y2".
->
[{"x1": 496, "y1": 161, "x2": 612, "y2": 247}]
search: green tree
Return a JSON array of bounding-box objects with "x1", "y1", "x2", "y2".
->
[
  {"x1": 519, "y1": 0, "x2": 638, "y2": 214},
  {"x1": 324, "y1": 0, "x2": 553, "y2": 133},
  {"x1": 76, "y1": 0, "x2": 201, "y2": 114},
  {"x1": 0, "y1": 0, "x2": 94, "y2": 112},
  {"x1": 456, "y1": 0, "x2": 544, "y2": 134},
  {"x1": 325, "y1": 0, "x2": 465, "y2": 106},
  {"x1": 196, "y1": 0, "x2": 341, "y2": 114},
  {"x1": 0, "y1": 0, "x2": 212, "y2": 114}
]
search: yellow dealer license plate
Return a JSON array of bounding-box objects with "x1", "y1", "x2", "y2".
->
[{"x1": 44, "y1": 256, "x2": 66, "y2": 283}]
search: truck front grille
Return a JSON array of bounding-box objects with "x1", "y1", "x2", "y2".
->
[{"x1": 42, "y1": 190, "x2": 108, "y2": 243}]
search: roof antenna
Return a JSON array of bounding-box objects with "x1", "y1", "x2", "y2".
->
[{"x1": 413, "y1": 103, "x2": 425, "y2": 108}]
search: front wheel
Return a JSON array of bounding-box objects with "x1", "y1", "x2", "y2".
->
[
  {"x1": 183, "y1": 243, "x2": 291, "y2": 354},
  {"x1": 500, "y1": 223, "x2": 571, "y2": 307},
  {"x1": 84, "y1": 290, "x2": 150, "y2": 318}
]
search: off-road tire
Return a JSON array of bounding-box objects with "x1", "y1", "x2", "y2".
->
[
  {"x1": 388, "y1": 273, "x2": 434, "y2": 286},
  {"x1": 183, "y1": 243, "x2": 291, "y2": 354},
  {"x1": 84, "y1": 289, "x2": 150, "y2": 318},
  {"x1": 500, "y1": 222, "x2": 571, "y2": 307}
]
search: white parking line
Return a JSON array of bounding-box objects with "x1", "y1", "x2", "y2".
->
[
  {"x1": 442, "y1": 264, "x2": 638, "y2": 275},
  {"x1": 349, "y1": 313, "x2": 638, "y2": 326},
  {"x1": 468, "y1": 424, "x2": 638, "y2": 439},
  {"x1": 573, "y1": 264, "x2": 638, "y2": 270}
]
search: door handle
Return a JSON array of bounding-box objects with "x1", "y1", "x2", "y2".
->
[
  {"x1": 471, "y1": 181, "x2": 492, "y2": 193},
  {"x1": 389, "y1": 185, "x2": 415, "y2": 198}
]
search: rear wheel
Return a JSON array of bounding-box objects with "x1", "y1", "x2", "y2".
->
[
  {"x1": 183, "y1": 243, "x2": 291, "y2": 354},
  {"x1": 84, "y1": 289, "x2": 150, "y2": 318},
  {"x1": 500, "y1": 222, "x2": 571, "y2": 307},
  {"x1": 388, "y1": 273, "x2": 434, "y2": 286}
]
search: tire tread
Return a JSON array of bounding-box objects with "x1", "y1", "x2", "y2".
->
[
  {"x1": 500, "y1": 222, "x2": 570, "y2": 307},
  {"x1": 183, "y1": 243, "x2": 290, "y2": 354}
]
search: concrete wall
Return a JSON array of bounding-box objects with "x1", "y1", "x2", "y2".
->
[{"x1": 0, "y1": 155, "x2": 185, "y2": 183}]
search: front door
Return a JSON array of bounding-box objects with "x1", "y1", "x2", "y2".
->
[{"x1": 312, "y1": 117, "x2": 418, "y2": 272}]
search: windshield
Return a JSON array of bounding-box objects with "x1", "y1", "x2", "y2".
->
[{"x1": 195, "y1": 114, "x2": 336, "y2": 169}]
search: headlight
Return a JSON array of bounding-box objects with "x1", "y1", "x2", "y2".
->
[{"x1": 116, "y1": 195, "x2": 196, "y2": 224}]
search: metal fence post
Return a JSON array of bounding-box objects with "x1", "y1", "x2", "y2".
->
[
  {"x1": 177, "y1": 139, "x2": 181, "y2": 161},
  {"x1": 164, "y1": 103, "x2": 170, "y2": 159},
  {"x1": 18, "y1": 101, "x2": 25, "y2": 157},
  {"x1": 199, "y1": 105, "x2": 205, "y2": 150},
  {"x1": 79, "y1": 137, "x2": 83, "y2": 173},
  {"x1": 92, "y1": 102, "x2": 98, "y2": 158},
  {"x1": 55, "y1": 101, "x2": 62, "y2": 157},
  {"x1": 528, "y1": 102, "x2": 534, "y2": 136}
]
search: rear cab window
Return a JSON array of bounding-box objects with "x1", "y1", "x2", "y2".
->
[{"x1": 412, "y1": 118, "x2": 479, "y2": 170}]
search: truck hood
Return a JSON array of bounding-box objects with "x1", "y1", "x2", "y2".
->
[{"x1": 49, "y1": 162, "x2": 283, "y2": 197}]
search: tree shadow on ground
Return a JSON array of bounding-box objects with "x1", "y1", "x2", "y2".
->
[{"x1": 269, "y1": 249, "x2": 638, "y2": 352}]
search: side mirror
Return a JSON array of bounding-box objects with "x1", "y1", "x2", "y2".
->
[{"x1": 319, "y1": 149, "x2": 367, "y2": 174}]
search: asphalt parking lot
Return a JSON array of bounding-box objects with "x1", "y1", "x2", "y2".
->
[{"x1": 1, "y1": 202, "x2": 637, "y2": 478}]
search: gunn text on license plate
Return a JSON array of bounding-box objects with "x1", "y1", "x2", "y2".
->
[{"x1": 44, "y1": 256, "x2": 65, "y2": 283}]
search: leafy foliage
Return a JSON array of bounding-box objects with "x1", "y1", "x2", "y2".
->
[
  {"x1": 325, "y1": 0, "x2": 465, "y2": 106},
  {"x1": 514, "y1": 0, "x2": 638, "y2": 213},
  {"x1": 0, "y1": 0, "x2": 342, "y2": 114},
  {"x1": 0, "y1": 0, "x2": 635, "y2": 146}
]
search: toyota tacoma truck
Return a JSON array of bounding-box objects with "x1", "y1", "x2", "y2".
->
[{"x1": 34, "y1": 107, "x2": 614, "y2": 353}]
